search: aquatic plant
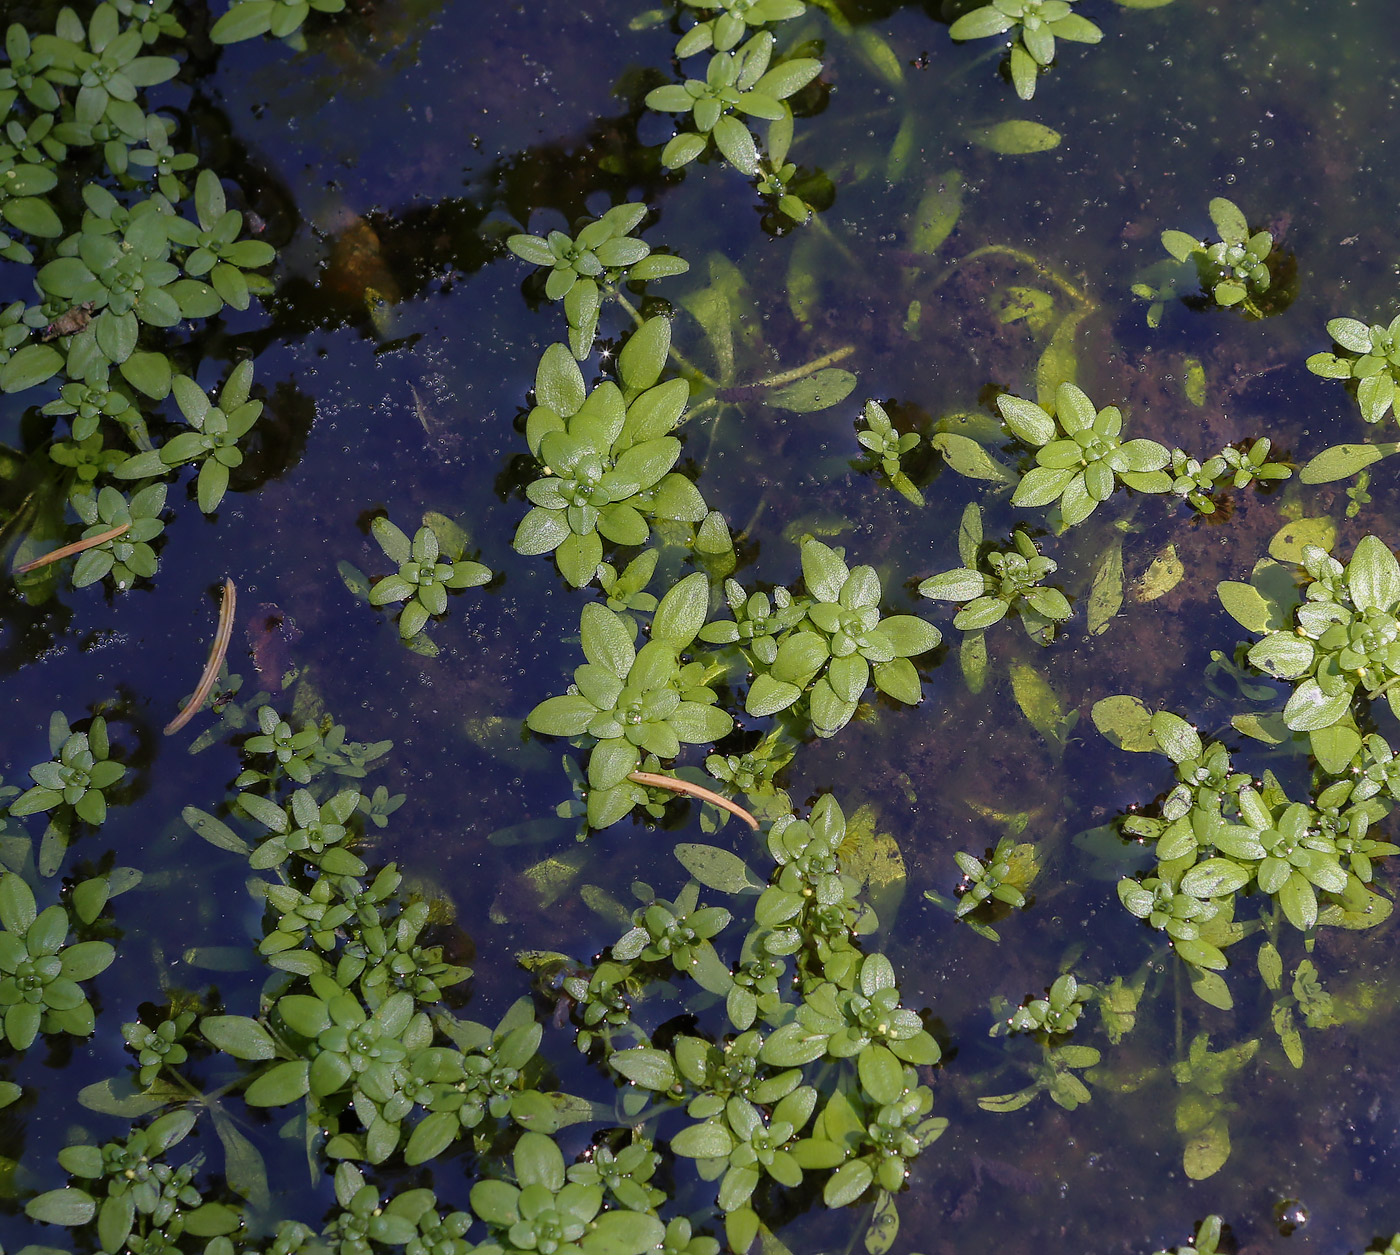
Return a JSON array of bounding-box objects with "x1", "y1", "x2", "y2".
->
[
  {"x1": 1160, "y1": 196, "x2": 1275, "y2": 316},
  {"x1": 999, "y1": 382, "x2": 1171, "y2": 525},
  {"x1": 1306, "y1": 312, "x2": 1400, "y2": 425},
  {"x1": 948, "y1": 0, "x2": 1104, "y2": 101}
]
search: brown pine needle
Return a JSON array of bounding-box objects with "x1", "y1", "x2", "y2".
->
[
  {"x1": 15, "y1": 522, "x2": 130, "y2": 574},
  {"x1": 627, "y1": 770, "x2": 759, "y2": 831},
  {"x1": 165, "y1": 578, "x2": 237, "y2": 736}
]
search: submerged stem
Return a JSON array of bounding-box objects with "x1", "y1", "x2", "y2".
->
[
  {"x1": 747, "y1": 343, "x2": 856, "y2": 390},
  {"x1": 929, "y1": 245, "x2": 1099, "y2": 310}
]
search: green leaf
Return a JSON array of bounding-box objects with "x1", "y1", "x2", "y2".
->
[
  {"x1": 824, "y1": 1158, "x2": 874, "y2": 1208},
  {"x1": 1300, "y1": 443, "x2": 1394, "y2": 483},
  {"x1": 0, "y1": 343, "x2": 64, "y2": 393},
  {"x1": 765, "y1": 368, "x2": 858, "y2": 412},
  {"x1": 907, "y1": 171, "x2": 964, "y2": 256},
  {"x1": 966, "y1": 120, "x2": 1061, "y2": 154},
  {"x1": 652, "y1": 571, "x2": 709, "y2": 650},
  {"x1": 618, "y1": 317, "x2": 672, "y2": 395},
  {"x1": 26, "y1": 1188, "x2": 98, "y2": 1226},
  {"x1": 1086, "y1": 695, "x2": 1152, "y2": 750},
  {"x1": 202, "y1": 1015, "x2": 277, "y2": 1060},
  {"x1": 1282, "y1": 679, "x2": 1351, "y2": 732},
  {"x1": 1216, "y1": 581, "x2": 1276, "y2": 633},
  {"x1": 243, "y1": 1059, "x2": 310, "y2": 1106},
  {"x1": 610, "y1": 1047, "x2": 677, "y2": 1091},
  {"x1": 671, "y1": 1120, "x2": 734, "y2": 1158},
  {"x1": 856, "y1": 1044, "x2": 905, "y2": 1106},
  {"x1": 1347, "y1": 534, "x2": 1400, "y2": 612},
  {"x1": 929, "y1": 432, "x2": 1015, "y2": 483},
  {"x1": 674, "y1": 844, "x2": 764, "y2": 894}
]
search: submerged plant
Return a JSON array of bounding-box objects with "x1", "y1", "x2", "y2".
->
[
  {"x1": 1227, "y1": 535, "x2": 1400, "y2": 736},
  {"x1": 1161, "y1": 197, "x2": 1275, "y2": 317},
  {"x1": 948, "y1": 0, "x2": 1104, "y2": 101},
  {"x1": 720, "y1": 538, "x2": 941, "y2": 737},
  {"x1": 644, "y1": 32, "x2": 822, "y2": 176},
  {"x1": 918, "y1": 503, "x2": 1070, "y2": 640}
]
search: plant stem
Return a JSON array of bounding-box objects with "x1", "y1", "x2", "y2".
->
[
  {"x1": 747, "y1": 344, "x2": 855, "y2": 390},
  {"x1": 166, "y1": 578, "x2": 238, "y2": 735},
  {"x1": 928, "y1": 245, "x2": 1098, "y2": 310}
]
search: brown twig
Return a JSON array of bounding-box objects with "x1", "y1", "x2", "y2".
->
[
  {"x1": 627, "y1": 771, "x2": 759, "y2": 831},
  {"x1": 15, "y1": 522, "x2": 130, "y2": 574},
  {"x1": 165, "y1": 578, "x2": 237, "y2": 735}
]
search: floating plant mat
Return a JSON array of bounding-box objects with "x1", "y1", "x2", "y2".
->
[{"x1": 2, "y1": 1, "x2": 1400, "y2": 1254}]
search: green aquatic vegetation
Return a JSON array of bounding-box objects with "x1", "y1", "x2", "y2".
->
[
  {"x1": 67, "y1": 480, "x2": 167, "y2": 588},
  {"x1": 115, "y1": 361, "x2": 262, "y2": 513},
  {"x1": 365, "y1": 516, "x2": 491, "y2": 653},
  {"x1": 1153, "y1": 1214, "x2": 1224, "y2": 1255},
  {"x1": 1260, "y1": 947, "x2": 1337, "y2": 1069},
  {"x1": 470, "y1": 1131, "x2": 664, "y2": 1255},
  {"x1": 989, "y1": 972, "x2": 1092, "y2": 1037},
  {"x1": 645, "y1": 32, "x2": 822, "y2": 176},
  {"x1": 0, "y1": 871, "x2": 114, "y2": 1048},
  {"x1": 675, "y1": 0, "x2": 808, "y2": 56},
  {"x1": 978, "y1": 1040, "x2": 1100, "y2": 1112},
  {"x1": 1225, "y1": 535, "x2": 1400, "y2": 735},
  {"x1": 855, "y1": 399, "x2": 924, "y2": 505},
  {"x1": 508, "y1": 203, "x2": 690, "y2": 360},
  {"x1": 0, "y1": 5, "x2": 281, "y2": 589},
  {"x1": 9, "y1": 710, "x2": 125, "y2": 826},
  {"x1": 1167, "y1": 439, "x2": 1291, "y2": 513},
  {"x1": 210, "y1": 0, "x2": 347, "y2": 45},
  {"x1": 1000, "y1": 382, "x2": 1172, "y2": 526},
  {"x1": 720, "y1": 538, "x2": 940, "y2": 737},
  {"x1": 26, "y1": 1109, "x2": 239, "y2": 1248},
  {"x1": 948, "y1": 0, "x2": 1104, "y2": 101},
  {"x1": 514, "y1": 321, "x2": 708, "y2": 588},
  {"x1": 526, "y1": 576, "x2": 734, "y2": 828},
  {"x1": 1306, "y1": 312, "x2": 1400, "y2": 425},
  {"x1": 1161, "y1": 196, "x2": 1274, "y2": 316},
  {"x1": 919, "y1": 502, "x2": 1070, "y2": 642}
]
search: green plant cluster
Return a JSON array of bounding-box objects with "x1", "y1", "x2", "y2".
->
[
  {"x1": 513, "y1": 322, "x2": 709, "y2": 588},
  {"x1": 1306, "y1": 312, "x2": 1400, "y2": 426},
  {"x1": 702, "y1": 537, "x2": 941, "y2": 737},
  {"x1": 526, "y1": 574, "x2": 734, "y2": 827},
  {"x1": 507, "y1": 203, "x2": 690, "y2": 360},
  {"x1": 1160, "y1": 197, "x2": 1275, "y2": 316},
  {"x1": 919, "y1": 502, "x2": 1070, "y2": 641},
  {"x1": 1222, "y1": 535, "x2": 1400, "y2": 745},
  {"x1": 854, "y1": 399, "x2": 923, "y2": 505},
  {"x1": 1095, "y1": 699, "x2": 1396, "y2": 1009},
  {"x1": 643, "y1": 0, "x2": 823, "y2": 222},
  {"x1": 999, "y1": 382, "x2": 1171, "y2": 525},
  {"x1": 210, "y1": 0, "x2": 347, "y2": 47},
  {"x1": 365, "y1": 516, "x2": 491, "y2": 655},
  {"x1": 549, "y1": 794, "x2": 945, "y2": 1253},
  {"x1": 0, "y1": 6, "x2": 279, "y2": 591},
  {"x1": 948, "y1": 0, "x2": 1104, "y2": 101}
]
